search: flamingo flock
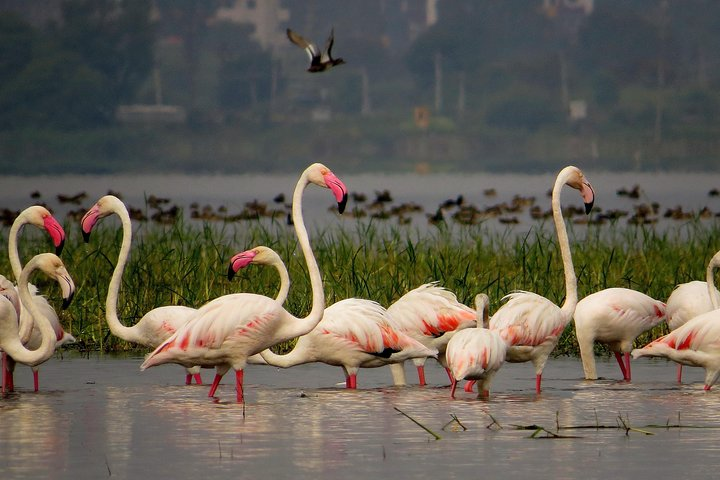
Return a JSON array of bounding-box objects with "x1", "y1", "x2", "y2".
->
[{"x1": 3, "y1": 162, "x2": 720, "y2": 402}]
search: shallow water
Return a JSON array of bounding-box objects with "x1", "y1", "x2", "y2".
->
[{"x1": 1, "y1": 354, "x2": 718, "y2": 479}]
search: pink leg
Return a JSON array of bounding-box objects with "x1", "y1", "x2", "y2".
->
[
  {"x1": 704, "y1": 384, "x2": 712, "y2": 391},
  {"x1": 1, "y1": 353, "x2": 6, "y2": 394},
  {"x1": 185, "y1": 374, "x2": 192, "y2": 385},
  {"x1": 480, "y1": 389, "x2": 490, "y2": 399},
  {"x1": 676, "y1": 364, "x2": 683, "y2": 383},
  {"x1": 450, "y1": 379, "x2": 457, "y2": 398},
  {"x1": 33, "y1": 370, "x2": 39, "y2": 392},
  {"x1": 444, "y1": 367, "x2": 454, "y2": 384},
  {"x1": 346, "y1": 374, "x2": 357, "y2": 389},
  {"x1": 235, "y1": 370, "x2": 244, "y2": 403},
  {"x1": 624, "y1": 352, "x2": 631, "y2": 382},
  {"x1": 614, "y1": 352, "x2": 629, "y2": 381},
  {"x1": 464, "y1": 380, "x2": 476, "y2": 393},
  {"x1": 417, "y1": 366, "x2": 426, "y2": 386},
  {"x1": 193, "y1": 373, "x2": 203, "y2": 385},
  {"x1": 535, "y1": 373, "x2": 542, "y2": 394},
  {"x1": 208, "y1": 373, "x2": 223, "y2": 397}
]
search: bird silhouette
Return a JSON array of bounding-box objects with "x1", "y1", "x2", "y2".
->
[{"x1": 287, "y1": 28, "x2": 345, "y2": 72}]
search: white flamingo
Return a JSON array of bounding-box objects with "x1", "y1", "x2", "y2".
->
[
  {"x1": 632, "y1": 250, "x2": 720, "y2": 390},
  {"x1": 1, "y1": 254, "x2": 75, "y2": 394},
  {"x1": 665, "y1": 252, "x2": 720, "y2": 382},
  {"x1": 3, "y1": 206, "x2": 72, "y2": 392},
  {"x1": 489, "y1": 165, "x2": 595, "y2": 394},
  {"x1": 81, "y1": 195, "x2": 202, "y2": 385},
  {"x1": 385, "y1": 283, "x2": 477, "y2": 386},
  {"x1": 141, "y1": 163, "x2": 348, "y2": 402},
  {"x1": 228, "y1": 246, "x2": 436, "y2": 388},
  {"x1": 574, "y1": 287, "x2": 666, "y2": 381},
  {"x1": 446, "y1": 294, "x2": 507, "y2": 399}
]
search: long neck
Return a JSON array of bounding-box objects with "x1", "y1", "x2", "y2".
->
[
  {"x1": 286, "y1": 172, "x2": 325, "y2": 335},
  {"x1": 105, "y1": 207, "x2": 141, "y2": 343},
  {"x1": 706, "y1": 253, "x2": 720, "y2": 309},
  {"x1": 8, "y1": 215, "x2": 25, "y2": 282},
  {"x1": 3, "y1": 259, "x2": 56, "y2": 365},
  {"x1": 270, "y1": 256, "x2": 291, "y2": 304},
  {"x1": 552, "y1": 172, "x2": 578, "y2": 319},
  {"x1": 259, "y1": 340, "x2": 314, "y2": 367}
]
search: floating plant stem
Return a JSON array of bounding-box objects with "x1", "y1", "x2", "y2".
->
[{"x1": 394, "y1": 407, "x2": 441, "y2": 440}]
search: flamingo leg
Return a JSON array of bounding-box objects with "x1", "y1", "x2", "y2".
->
[
  {"x1": 614, "y1": 352, "x2": 629, "y2": 381},
  {"x1": 208, "y1": 373, "x2": 223, "y2": 397},
  {"x1": 479, "y1": 389, "x2": 490, "y2": 399},
  {"x1": 464, "y1": 380, "x2": 476, "y2": 393},
  {"x1": 444, "y1": 367, "x2": 454, "y2": 384},
  {"x1": 677, "y1": 364, "x2": 683, "y2": 383},
  {"x1": 345, "y1": 373, "x2": 357, "y2": 389},
  {"x1": 704, "y1": 384, "x2": 712, "y2": 391},
  {"x1": 535, "y1": 373, "x2": 542, "y2": 394},
  {"x1": 33, "y1": 370, "x2": 39, "y2": 392},
  {"x1": 417, "y1": 366, "x2": 426, "y2": 386},
  {"x1": 450, "y1": 379, "x2": 457, "y2": 398},
  {"x1": 193, "y1": 373, "x2": 203, "y2": 385},
  {"x1": 624, "y1": 352, "x2": 631, "y2": 382},
  {"x1": 1, "y1": 352, "x2": 6, "y2": 394},
  {"x1": 185, "y1": 373, "x2": 192, "y2": 385},
  {"x1": 235, "y1": 370, "x2": 244, "y2": 403}
]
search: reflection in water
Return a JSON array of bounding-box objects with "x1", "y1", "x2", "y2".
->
[{"x1": 3, "y1": 354, "x2": 720, "y2": 478}]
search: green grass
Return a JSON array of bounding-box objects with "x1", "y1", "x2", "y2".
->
[{"x1": 5, "y1": 216, "x2": 720, "y2": 356}]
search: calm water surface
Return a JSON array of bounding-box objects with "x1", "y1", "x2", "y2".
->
[{"x1": 1, "y1": 354, "x2": 718, "y2": 480}]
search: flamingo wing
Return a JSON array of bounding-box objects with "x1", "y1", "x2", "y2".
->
[
  {"x1": 489, "y1": 291, "x2": 565, "y2": 347},
  {"x1": 666, "y1": 281, "x2": 718, "y2": 331}
]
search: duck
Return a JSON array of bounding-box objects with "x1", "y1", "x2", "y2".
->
[{"x1": 287, "y1": 28, "x2": 345, "y2": 73}]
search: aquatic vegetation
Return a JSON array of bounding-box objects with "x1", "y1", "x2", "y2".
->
[{"x1": 4, "y1": 216, "x2": 720, "y2": 356}]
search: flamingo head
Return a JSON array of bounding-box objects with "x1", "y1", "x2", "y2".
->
[
  {"x1": 81, "y1": 195, "x2": 124, "y2": 242},
  {"x1": 32, "y1": 253, "x2": 75, "y2": 310},
  {"x1": 227, "y1": 246, "x2": 282, "y2": 280},
  {"x1": 563, "y1": 166, "x2": 595, "y2": 214},
  {"x1": 20, "y1": 206, "x2": 66, "y2": 256},
  {"x1": 307, "y1": 163, "x2": 348, "y2": 214}
]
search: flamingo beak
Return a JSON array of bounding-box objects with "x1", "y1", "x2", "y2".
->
[
  {"x1": 228, "y1": 251, "x2": 257, "y2": 281},
  {"x1": 59, "y1": 273, "x2": 75, "y2": 310},
  {"x1": 43, "y1": 215, "x2": 66, "y2": 256},
  {"x1": 581, "y1": 181, "x2": 595, "y2": 214},
  {"x1": 81, "y1": 205, "x2": 101, "y2": 243},
  {"x1": 324, "y1": 171, "x2": 348, "y2": 214}
]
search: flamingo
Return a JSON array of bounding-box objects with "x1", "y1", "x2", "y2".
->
[
  {"x1": 384, "y1": 283, "x2": 477, "y2": 386},
  {"x1": 3, "y1": 206, "x2": 71, "y2": 392},
  {"x1": 632, "y1": 250, "x2": 720, "y2": 390},
  {"x1": 446, "y1": 294, "x2": 507, "y2": 399},
  {"x1": 141, "y1": 162, "x2": 348, "y2": 402},
  {"x1": 489, "y1": 165, "x2": 595, "y2": 394},
  {"x1": 228, "y1": 246, "x2": 437, "y2": 389},
  {"x1": 574, "y1": 287, "x2": 666, "y2": 381},
  {"x1": 81, "y1": 195, "x2": 202, "y2": 385},
  {"x1": 1, "y1": 253, "x2": 75, "y2": 394},
  {"x1": 665, "y1": 252, "x2": 720, "y2": 382}
]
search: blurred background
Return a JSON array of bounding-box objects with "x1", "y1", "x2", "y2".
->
[{"x1": 1, "y1": 0, "x2": 719, "y2": 175}]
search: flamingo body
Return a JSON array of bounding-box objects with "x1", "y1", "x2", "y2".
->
[
  {"x1": 666, "y1": 281, "x2": 718, "y2": 331},
  {"x1": 574, "y1": 288, "x2": 666, "y2": 380}
]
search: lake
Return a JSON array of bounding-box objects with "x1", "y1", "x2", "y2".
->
[
  {"x1": 1, "y1": 353, "x2": 719, "y2": 480},
  {"x1": 0, "y1": 170, "x2": 719, "y2": 232}
]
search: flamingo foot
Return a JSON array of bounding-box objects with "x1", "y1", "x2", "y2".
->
[
  {"x1": 235, "y1": 370, "x2": 244, "y2": 403},
  {"x1": 193, "y1": 373, "x2": 203, "y2": 385},
  {"x1": 535, "y1": 373, "x2": 542, "y2": 394},
  {"x1": 33, "y1": 370, "x2": 39, "y2": 392},
  {"x1": 676, "y1": 364, "x2": 683, "y2": 384},
  {"x1": 450, "y1": 379, "x2": 457, "y2": 398},
  {"x1": 464, "y1": 380, "x2": 476, "y2": 393},
  {"x1": 208, "y1": 374, "x2": 223, "y2": 397},
  {"x1": 417, "y1": 366, "x2": 426, "y2": 386}
]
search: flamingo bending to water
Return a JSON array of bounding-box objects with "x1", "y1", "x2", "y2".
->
[
  {"x1": 141, "y1": 163, "x2": 348, "y2": 402},
  {"x1": 632, "y1": 250, "x2": 720, "y2": 390},
  {"x1": 1, "y1": 254, "x2": 75, "y2": 394},
  {"x1": 446, "y1": 294, "x2": 507, "y2": 398},
  {"x1": 489, "y1": 166, "x2": 595, "y2": 394},
  {"x1": 574, "y1": 287, "x2": 666, "y2": 381},
  {"x1": 228, "y1": 246, "x2": 436, "y2": 388},
  {"x1": 385, "y1": 283, "x2": 477, "y2": 386},
  {"x1": 665, "y1": 252, "x2": 720, "y2": 382},
  {"x1": 81, "y1": 195, "x2": 203, "y2": 385},
  {"x1": 3, "y1": 206, "x2": 71, "y2": 392}
]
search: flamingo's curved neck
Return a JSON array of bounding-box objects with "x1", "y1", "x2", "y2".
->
[
  {"x1": 3, "y1": 257, "x2": 56, "y2": 365},
  {"x1": 706, "y1": 254, "x2": 720, "y2": 309},
  {"x1": 259, "y1": 342, "x2": 313, "y2": 367},
  {"x1": 105, "y1": 206, "x2": 141, "y2": 343},
  {"x1": 269, "y1": 255, "x2": 291, "y2": 304},
  {"x1": 289, "y1": 170, "x2": 325, "y2": 334},
  {"x1": 552, "y1": 170, "x2": 578, "y2": 319},
  {"x1": 8, "y1": 214, "x2": 26, "y2": 282}
]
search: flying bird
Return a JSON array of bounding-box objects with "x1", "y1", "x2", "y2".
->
[{"x1": 287, "y1": 28, "x2": 345, "y2": 72}]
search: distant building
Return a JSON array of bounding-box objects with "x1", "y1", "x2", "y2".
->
[{"x1": 215, "y1": 0, "x2": 290, "y2": 52}]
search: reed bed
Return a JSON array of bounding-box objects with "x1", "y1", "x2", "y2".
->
[{"x1": 4, "y1": 215, "x2": 720, "y2": 356}]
